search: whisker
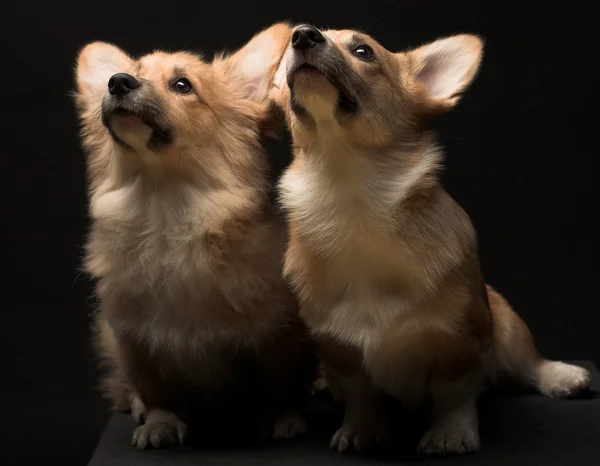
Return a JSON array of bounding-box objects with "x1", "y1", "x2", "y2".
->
[{"x1": 364, "y1": 4, "x2": 404, "y2": 33}]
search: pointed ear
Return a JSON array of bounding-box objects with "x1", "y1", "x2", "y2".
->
[
  {"x1": 408, "y1": 34, "x2": 483, "y2": 113},
  {"x1": 75, "y1": 42, "x2": 133, "y2": 111},
  {"x1": 215, "y1": 23, "x2": 293, "y2": 102}
]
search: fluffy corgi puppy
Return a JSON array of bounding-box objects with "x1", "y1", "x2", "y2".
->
[
  {"x1": 74, "y1": 23, "x2": 316, "y2": 449},
  {"x1": 272, "y1": 25, "x2": 590, "y2": 455}
]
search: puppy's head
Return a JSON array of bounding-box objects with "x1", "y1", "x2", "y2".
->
[
  {"x1": 275, "y1": 25, "x2": 482, "y2": 150},
  {"x1": 75, "y1": 23, "x2": 291, "y2": 175}
]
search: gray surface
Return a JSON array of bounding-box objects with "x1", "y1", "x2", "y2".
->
[{"x1": 89, "y1": 361, "x2": 600, "y2": 465}]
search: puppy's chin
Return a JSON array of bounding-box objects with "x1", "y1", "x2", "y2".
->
[
  {"x1": 292, "y1": 73, "x2": 339, "y2": 122},
  {"x1": 108, "y1": 113, "x2": 153, "y2": 151}
]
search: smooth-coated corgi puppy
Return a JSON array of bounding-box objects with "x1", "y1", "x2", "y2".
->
[
  {"x1": 272, "y1": 25, "x2": 591, "y2": 455},
  {"x1": 74, "y1": 23, "x2": 316, "y2": 449}
]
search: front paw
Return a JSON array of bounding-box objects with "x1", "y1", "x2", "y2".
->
[
  {"x1": 131, "y1": 419, "x2": 187, "y2": 449},
  {"x1": 312, "y1": 375, "x2": 329, "y2": 395},
  {"x1": 272, "y1": 414, "x2": 307, "y2": 440},
  {"x1": 330, "y1": 422, "x2": 391, "y2": 453},
  {"x1": 417, "y1": 423, "x2": 480, "y2": 455}
]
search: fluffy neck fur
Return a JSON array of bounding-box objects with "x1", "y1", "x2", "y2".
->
[{"x1": 281, "y1": 130, "x2": 443, "y2": 228}]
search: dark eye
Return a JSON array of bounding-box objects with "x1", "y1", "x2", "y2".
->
[
  {"x1": 172, "y1": 78, "x2": 192, "y2": 94},
  {"x1": 352, "y1": 45, "x2": 374, "y2": 61}
]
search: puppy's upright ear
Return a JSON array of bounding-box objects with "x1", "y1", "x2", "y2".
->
[
  {"x1": 75, "y1": 42, "x2": 134, "y2": 114},
  {"x1": 216, "y1": 23, "x2": 293, "y2": 102},
  {"x1": 407, "y1": 34, "x2": 483, "y2": 114}
]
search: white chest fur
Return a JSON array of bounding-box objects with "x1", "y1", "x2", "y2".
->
[
  {"x1": 280, "y1": 163, "x2": 410, "y2": 349},
  {"x1": 87, "y1": 176, "x2": 269, "y2": 352},
  {"x1": 279, "y1": 148, "x2": 453, "y2": 351},
  {"x1": 311, "y1": 286, "x2": 414, "y2": 350},
  {"x1": 89, "y1": 178, "x2": 215, "y2": 294}
]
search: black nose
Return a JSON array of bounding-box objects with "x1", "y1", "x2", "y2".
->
[
  {"x1": 292, "y1": 26, "x2": 325, "y2": 51},
  {"x1": 108, "y1": 73, "x2": 139, "y2": 97}
]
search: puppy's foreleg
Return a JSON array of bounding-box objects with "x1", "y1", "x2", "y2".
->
[
  {"x1": 131, "y1": 408, "x2": 187, "y2": 449},
  {"x1": 116, "y1": 336, "x2": 188, "y2": 449},
  {"x1": 417, "y1": 370, "x2": 484, "y2": 455},
  {"x1": 256, "y1": 319, "x2": 316, "y2": 440},
  {"x1": 329, "y1": 370, "x2": 391, "y2": 454}
]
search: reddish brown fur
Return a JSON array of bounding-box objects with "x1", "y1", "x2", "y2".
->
[
  {"x1": 75, "y1": 23, "x2": 316, "y2": 449},
  {"x1": 272, "y1": 26, "x2": 591, "y2": 455}
]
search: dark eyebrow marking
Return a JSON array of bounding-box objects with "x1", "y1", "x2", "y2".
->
[
  {"x1": 174, "y1": 66, "x2": 186, "y2": 76},
  {"x1": 351, "y1": 32, "x2": 365, "y2": 44}
]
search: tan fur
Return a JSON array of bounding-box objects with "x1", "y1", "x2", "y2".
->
[
  {"x1": 273, "y1": 26, "x2": 591, "y2": 455},
  {"x1": 75, "y1": 23, "x2": 316, "y2": 450}
]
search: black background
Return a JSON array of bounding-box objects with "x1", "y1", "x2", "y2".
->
[{"x1": 2, "y1": 1, "x2": 597, "y2": 464}]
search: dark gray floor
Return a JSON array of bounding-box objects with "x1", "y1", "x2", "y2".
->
[{"x1": 89, "y1": 361, "x2": 600, "y2": 465}]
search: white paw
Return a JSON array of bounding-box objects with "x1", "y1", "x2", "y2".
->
[
  {"x1": 272, "y1": 415, "x2": 307, "y2": 440},
  {"x1": 418, "y1": 424, "x2": 480, "y2": 455},
  {"x1": 131, "y1": 418, "x2": 187, "y2": 449},
  {"x1": 538, "y1": 361, "x2": 591, "y2": 398},
  {"x1": 311, "y1": 375, "x2": 329, "y2": 395},
  {"x1": 330, "y1": 422, "x2": 391, "y2": 453}
]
